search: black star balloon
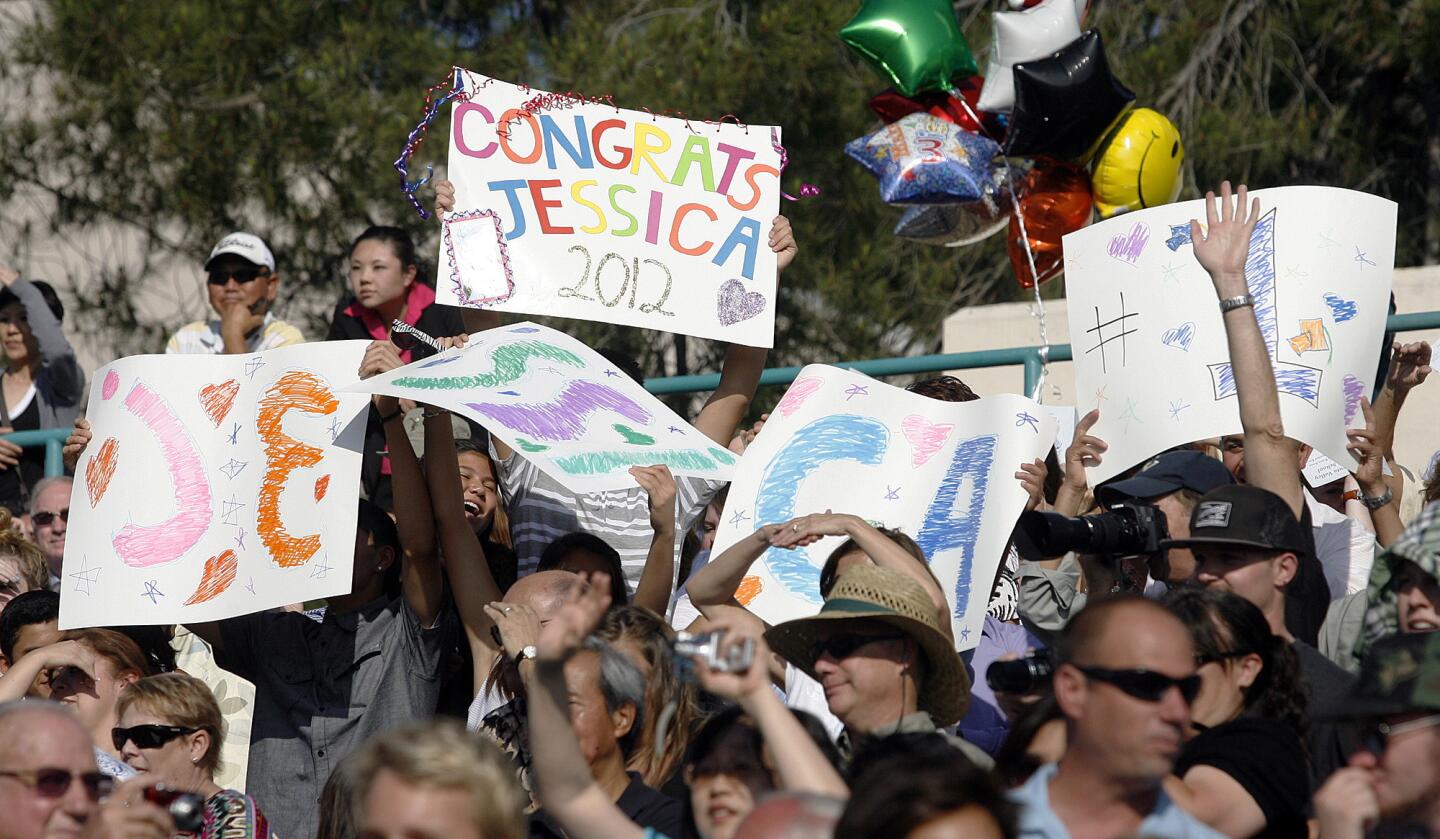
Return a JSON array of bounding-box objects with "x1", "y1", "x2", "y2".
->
[{"x1": 1004, "y1": 30, "x2": 1135, "y2": 162}]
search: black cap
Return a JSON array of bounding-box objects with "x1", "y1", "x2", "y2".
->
[
  {"x1": 1160, "y1": 484, "x2": 1306, "y2": 554},
  {"x1": 1096, "y1": 450, "x2": 1235, "y2": 508},
  {"x1": 1332, "y1": 633, "x2": 1440, "y2": 718}
]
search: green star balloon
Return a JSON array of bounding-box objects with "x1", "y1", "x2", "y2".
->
[{"x1": 840, "y1": 0, "x2": 979, "y2": 97}]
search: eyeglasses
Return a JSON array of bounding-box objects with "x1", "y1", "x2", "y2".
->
[
  {"x1": 1360, "y1": 713, "x2": 1440, "y2": 756},
  {"x1": 206, "y1": 267, "x2": 269, "y2": 286},
  {"x1": 1195, "y1": 649, "x2": 1253, "y2": 667},
  {"x1": 111, "y1": 724, "x2": 198, "y2": 751},
  {"x1": 809, "y1": 633, "x2": 909, "y2": 663},
  {"x1": 32, "y1": 508, "x2": 68, "y2": 527},
  {"x1": 1076, "y1": 666, "x2": 1202, "y2": 704},
  {"x1": 0, "y1": 768, "x2": 113, "y2": 801}
]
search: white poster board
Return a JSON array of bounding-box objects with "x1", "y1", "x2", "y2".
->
[
  {"x1": 711, "y1": 365, "x2": 1056, "y2": 649},
  {"x1": 1063, "y1": 186, "x2": 1396, "y2": 484},
  {"x1": 346, "y1": 323, "x2": 736, "y2": 493},
  {"x1": 440, "y1": 71, "x2": 782, "y2": 347},
  {"x1": 60, "y1": 342, "x2": 370, "y2": 628}
]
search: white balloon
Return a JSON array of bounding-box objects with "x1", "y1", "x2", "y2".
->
[{"x1": 978, "y1": 0, "x2": 1084, "y2": 113}]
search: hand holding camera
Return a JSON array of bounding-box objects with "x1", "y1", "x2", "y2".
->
[{"x1": 677, "y1": 617, "x2": 764, "y2": 702}]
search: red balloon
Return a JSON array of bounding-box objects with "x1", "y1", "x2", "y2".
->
[
  {"x1": 868, "y1": 76, "x2": 1004, "y2": 138},
  {"x1": 1007, "y1": 161, "x2": 1093, "y2": 288}
]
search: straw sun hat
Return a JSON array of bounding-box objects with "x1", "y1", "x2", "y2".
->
[{"x1": 765, "y1": 564, "x2": 970, "y2": 727}]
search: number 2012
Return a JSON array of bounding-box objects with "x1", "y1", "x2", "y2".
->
[{"x1": 558, "y1": 245, "x2": 675, "y2": 316}]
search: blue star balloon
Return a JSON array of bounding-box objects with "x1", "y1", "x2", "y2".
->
[{"x1": 846, "y1": 113, "x2": 1002, "y2": 205}]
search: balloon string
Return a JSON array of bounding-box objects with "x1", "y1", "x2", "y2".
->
[
  {"x1": 394, "y1": 68, "x2": 469, "y2": 220},
  {"x1": 771, "y1": 127, "x2": 820, "y2": 201},
  {"x1": 1001, "y1": 159, "x2": 1052, "y2": 401}
]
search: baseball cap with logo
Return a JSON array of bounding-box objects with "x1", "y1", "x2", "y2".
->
[
  {"x1": 1333, "y1": 632, "x2": 1440, "y2": 718},
  {"x1": 1095, "y1": 450, "x2": 1235, "y2": 508},
  {"x1": 204, "y1": 232, "x2": 275, "y2": 272},
  {"x1": 1160, "y1": 484, "x2": 1307, "y2": 554}
]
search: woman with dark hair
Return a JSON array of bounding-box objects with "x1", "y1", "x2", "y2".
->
[
  {"x1": 1161, "y1": 588, "x2": 1309, "y2": 839},
  {"x1": 993, "y1": 693, "x2": 1066, "y2": 788},
  {"x1": 328, "y1": 226, "x2": 465, "y2": 509},
  {"x1": 539, "y1": 532, "x2": 631, "y2": 608},
  {"x1": 0, "y1": 266, "x2": 83, "y2": 515},
  {"x1": 838, "y1": 732, "x2": 1016, "y2": 839},
  {"x1": 454, "y1": 435, "x2": 517, "y2": 592}
]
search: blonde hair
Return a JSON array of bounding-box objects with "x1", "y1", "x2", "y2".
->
[
  {"x1": 350, "y1": 719, "x2": 526, "y2": 839},
  {"x1": 0, "y1": 509, "x2": 48, "y2": 592},
  {"x1": 115, "y1": 672, "x2": 224, "y2": 777}
]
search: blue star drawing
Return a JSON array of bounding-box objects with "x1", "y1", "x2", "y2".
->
[
  {"x1": 1015, "y1": 411, "x2": 1040, "y2": 433},
  {"x1": 1354, "y1": 246, "x2": 1376, "y2": 267},
  {"x1": 1318, "y1": 230, "x2": 1342, "y2": 252},
  {"x1": 960, "y1": 627, "x2": 971, "y2": 642},
  {"x1": 309, "y1": 557, "x2": 334, "y2": 579},
  {"x1": 244, "y1": 577, "x2": 256, "y2": 595},
  {"x1": 221, "y1": 495, "x2": 246, "y2": 527},
  {"x1": 604, "y1": 369, "x2": 620, "y2": 378},
  {"x1": 729, "y1": 509, "x2": 750, "y2": 526},
  {"x1": 219, "y1": 459, "x2": 247, "y2": 480},
  {"x1": 1159, "y1": 262, "x2": 1182, "y2": 284},
  {"x1": 667, "y1": 425, "x2": 684, "y2": 435},
  {"x1": 141, "y1": 580, "x2": 164, "y2": 604},
  {"x1": 1283, "y1": 265, "x2": 1309, "y2": 281},
  {"x1": 539, "y1": 366, "x2": 563, "y2": 376},
  {"x1": 884, "y1": 486, "x2": 900, "y2": 500},
  {"x1": 328, "y1": 416, "x2": 343, "y2": 442},
  {"x1": 844, "y1": 384, "x2": 869, "y2": 401},
  {"x1": 227, "y1": 424, "x2": 241, "y2": 445},
  {"x1": 68, "y1": 555, "x2": 101, "y2": 596},
  {"x1": 234, "y1": 529, "x2": 247, "y2": 550},
  {"x1": 1118, "y1": 397, "x2": 1143, "y2": 432},
  {"x1": 1167, "y1": 399, "x2": 1191, "y2": 422},
  {"x1": 243, "y1": 357, "x2": 266, "y2": 380}
]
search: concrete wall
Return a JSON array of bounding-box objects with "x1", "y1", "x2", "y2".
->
[{"x1": 942, "y1": 265, "x2": 1440, "y2": 481}]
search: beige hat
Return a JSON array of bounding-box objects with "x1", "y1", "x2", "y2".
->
[{"x1": 765, "y1": 564, "x2": 970, "y2": 726}]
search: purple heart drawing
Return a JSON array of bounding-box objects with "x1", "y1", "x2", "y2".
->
[
  {"x1": 1160, "y1": 321, "x2": 1195, "y2": 352},
  {"x1": 717, "y1": 279, "x2": 766, "y2": 326},
  {"x1": 1342, "y1": 374, "x2": 1365, "y2": 425},
  {"x1": 1107, "y1": 221, "x2": 1151, "y2": 265}
]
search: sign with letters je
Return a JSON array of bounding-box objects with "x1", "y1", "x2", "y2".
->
[
  {"x1": 59, "y1": 342, "x2": 370, "y2": 628},
  {"x1": 439, "y1": 71, "x2": 782, "y2": 347},
  {"x1": 1064, "y1": 186, "x2": 1396, "y2": 484}
]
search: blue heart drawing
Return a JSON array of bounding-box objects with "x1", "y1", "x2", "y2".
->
[
  {"x1": 1160, "y1": 321, "x2": 1195, "y2": 352},
  {"x1": 1323, "y1": 293, "x2": 1358, "y2": 323},
  {"x1": 510, "y1": 327, "x2": 540, "y2": 333}
]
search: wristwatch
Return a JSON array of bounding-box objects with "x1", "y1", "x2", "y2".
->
[
  {"x1": 513, "y1": 645, "x2": 538, "y2": 664},
  {"x1": 1359, "y1": 487, "x2": 1393, "y2": 510},
  {"x1": 1219, "y1": 294, "x2": 1255, "y2": 313}
]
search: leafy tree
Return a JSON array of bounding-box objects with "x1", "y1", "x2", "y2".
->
[{"x1": 2, "y1": 0, "x2": 1437, "y2": 379}]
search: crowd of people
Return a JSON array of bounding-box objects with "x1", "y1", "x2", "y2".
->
[{"x1": 0, "y1": 180, "x2": 1437, "y2": 839}]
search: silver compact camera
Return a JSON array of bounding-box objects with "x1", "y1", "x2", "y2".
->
[{"x1": 672, "y1": 630, "x2": 756, "y2": 676}]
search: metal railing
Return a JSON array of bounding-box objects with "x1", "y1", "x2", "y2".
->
[
  {"x1": 645, "y1": 310, "x2": 1440, "y2": 397},
  {"x1": 0, "y1": 427, "x2": 70, "y2": 478}
]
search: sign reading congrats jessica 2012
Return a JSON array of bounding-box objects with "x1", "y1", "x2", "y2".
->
[{"x1": 440, "y1": 72, "x2": 783, "y2": 347}]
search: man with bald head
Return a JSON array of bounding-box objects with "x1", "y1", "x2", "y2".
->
[
  {"x1": 0, "y1": 700, "x2": 172, "y2": 839},
  {"x1": 1010, "y1": 597, "x2": 1223, "y2": 839}
]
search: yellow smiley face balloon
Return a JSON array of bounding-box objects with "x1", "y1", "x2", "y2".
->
[{"x1": 1091, "y1": 108, "x2": 1184, "y2": 218}]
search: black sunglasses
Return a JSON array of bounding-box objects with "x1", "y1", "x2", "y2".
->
[
  {"x1": 111, "y1": 724, "x2": 198, "y2": 752},
  {"x1": 1360, "y1": 713, "x2": 1440, "y2": 756},
  {"x1": 1077, "y1": 666, "x2": 1202, "y2": 704},
  {"x1": 809, "y1": 632, "x2": 909, "y2": 663},
  {"x1": 0, "y1": 768, "x2": 113, "y2": 801},
  {"x1": 206, "y1": 267, "x2": 269, "y2": 286},
  {"x1": 32, "y1": 508, "x2": 68, "y2": 527}
]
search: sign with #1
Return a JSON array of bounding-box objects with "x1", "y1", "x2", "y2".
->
[{"x1": 438, "y1": 71, "x2": 783, "y2": 348}]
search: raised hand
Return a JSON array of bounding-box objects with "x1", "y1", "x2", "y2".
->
[
  {"x1": 535, "y1": 575, "x2": 613, "y2": 664},
  {"x1": 1015, "y1": 458, "x2": 1047, "y2": 512},
  {"x1": 770, "y1": 216, "x2": 797, "y2": 273},
  {"x1": 1189, "y1": 181, "x2": 1262, "y2": 295},
  {"x1": 484, "y1": 601, "x2": 543, "y2": 657},
  {"x1": 435, "y1": 179, "x2": 456, "y2": 214},
  {"x1": 1386, "y1": 340, "x2": 1432, "y2": 391},
  {"x1": 62, "y1": 417, "x2": 92, "y2": 472},
  {"x1": 630, "y1": 464, "x2": 677, "y2": 534},
  {"x1": 1347, "y1": 398, "x2": 1386, "y2": 496},
  {"x1": 768, "y1": 511, "x2": 852, "y2": 549},
  {"x1": 689, "y1": 615, "x2": 770, "y2": 702}
]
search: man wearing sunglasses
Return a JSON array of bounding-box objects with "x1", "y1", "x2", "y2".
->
[
  {"x1": 1012, "y1": 596, "x2": 1223, "y2": 839},
  {"x1": 165, "y1": 232, "x2": 305, "y2": 355},
  {"x1": 0, "y1": 700, "x2": 173, "y2": 839},
  {"x1": 765, "y1": 565, "x2": 986, "y2": 766},
  {"x1": 1315, "y1": 632, "x2": 1440, "y2": 838},
  {"x1": 27, "y1": 476, "x2": 70, "y2": 588}
]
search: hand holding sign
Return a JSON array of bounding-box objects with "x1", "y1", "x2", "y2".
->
[{"x1": 1191, "y1": 180, "x2": 1263, "y2": 294}]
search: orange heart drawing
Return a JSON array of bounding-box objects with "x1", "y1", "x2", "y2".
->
[
  {"x1": 184, "y1": 550, "x2": 238, "y2": 606},
  {"x1": 736, "y1": 575, "x2": 763, "y2": 605},
  {"x1": 198, "y1": 379, "x2": 241, "y2": 427},
  {"x1": 314, "y1": 474, "x2": 330, "y2": 502},
  {"x1": 85, "y1": 437, "x2": 120, "y2": 507}
]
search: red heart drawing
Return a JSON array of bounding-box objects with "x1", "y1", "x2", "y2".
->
[
  {"x1": 85, "y1": 437, "x2": 120, "y2": 507},
  {"x1": 184, "y1": 550, "x2": 238, "y2": 606},
  {"x1": 198, "y1": 379, "x2": 240, "y2": 427}
]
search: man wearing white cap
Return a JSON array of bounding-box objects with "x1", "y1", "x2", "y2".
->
[{"x1": 166, "y1": 232, "x2": 305, "y2": 354}]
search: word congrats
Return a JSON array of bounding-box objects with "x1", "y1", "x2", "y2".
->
[{"x1": 440, "y1": 72, "x2": 783, "y2": 347}]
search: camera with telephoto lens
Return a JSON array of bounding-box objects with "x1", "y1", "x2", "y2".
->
[
  {"x1": 144, "y1": 785, "x2": 205, "y2": 833},
  {"x1": 672, "y1": 630, "x2": 756, "y2": 680},
  {"x1": 986, "y1": 649, "x2": 1056, "y2": 694},
  {"x1": 1018, "y1": 501, "x2": 1169, "y2": 559}
]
